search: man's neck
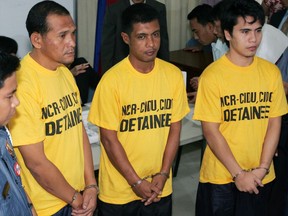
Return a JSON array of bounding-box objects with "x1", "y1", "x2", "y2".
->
[
  {"x1": 29, "y1": 50, "x2": 59, "y2": 71},
  {"x1": 128, "y1": 56, "x2": 155, "y2": 74},
  {"x1": 226, "y1": 50, "x2": 254, "y2": 67}
]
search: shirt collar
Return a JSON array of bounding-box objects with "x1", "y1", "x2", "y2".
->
[{"x1": 130, "y1": 0, "x2": 146, "y2": 5}]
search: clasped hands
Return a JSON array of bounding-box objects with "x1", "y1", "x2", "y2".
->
[
  {"x1": 71, "y1": 187, "x2": 98, "y2": 216},
  {"x1": 131, "y1": 174, "x2": 168, "y2": 206},
  {"x1": 234, "y1": 168, "x2": 268, "y2": 194}
]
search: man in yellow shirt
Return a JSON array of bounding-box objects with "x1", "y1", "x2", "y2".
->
[
  {"x1": 9, "y1": 1, "x2": 97, "y2": 215},
  {"x1": 193, "y1": 0, "x2": 288, "y2": 215},
  {"x1": 88, "y1": 3, "x2": 189, "y2": 216}
]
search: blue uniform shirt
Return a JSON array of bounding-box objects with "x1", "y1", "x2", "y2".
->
[{"x1": 0, "y1": 126, "x2": 32, "y2": 216}]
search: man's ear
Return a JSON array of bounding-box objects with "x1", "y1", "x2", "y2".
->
[
  {"x1": 224, "y1": 29, "x2": 231, "y2": 42},
  {"x1": 208, "y1": 22, "x2": 215, "y2": 33},
  {"x1": 121, "y1": 32, "x2": 130, "y2": 45},
  {"x1": 30, "y1": 32, "x2": 42, "y2": 49}
]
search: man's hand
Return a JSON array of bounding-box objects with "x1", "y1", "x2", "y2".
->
[
  {"x1": 71, "y1": 188, "x2": 97, "y2": 216},
  {"x1": 70, "y1": 192, "x2": 84, "y2": 211},
  {"x1": 143, "y1": 174, "x2": 168, "y2": 206},
  {"x1": 70, "y1": 63, "x2": 89, "y2": 76},
  {"x1": 131, "y1": 180, "x2": 154, "y2": 201},
  {"x1": 234, "y1": 171, "x2": 263, "y2": 194},
  {"x1": 251, "y1": 167, "x2": 269, "y2": 181},
  {"x1": 190, "y1": 77, "x2": 199, "y2": 90}
]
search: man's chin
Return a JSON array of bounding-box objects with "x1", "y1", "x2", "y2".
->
[{"x1": 63, "y1": 57, "x2": 75, "y2": 65}]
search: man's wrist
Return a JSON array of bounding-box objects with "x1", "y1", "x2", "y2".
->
[
  {"x1": 251, "y1": 166, "x2": 270, "y2": 175},
  {"x1": 232, "y1": 169, "x2": 246, "y2": 181},
  {"x1": 131, "y1": 179, "x2": 144, "y2": 188},
  {"x1": 70, "y1": 190, "x2": 80, "y2": 205},
  {"x1": 84, "y1": 184, "x2": 99, "y2": 194},
  {"x1": 152, "y1": 172, "x2": 170, "y2": 179}
]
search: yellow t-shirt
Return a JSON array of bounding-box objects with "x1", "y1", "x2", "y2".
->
[
  {"x1": 88, "y1": 57, "x2": 190, "y2": 204},
  {"x1": 193, "y1": 55, "x2": 288, "y2": 184},
  {"x1": 9, "y1": 54, "x2": 85, "y2": 215}
]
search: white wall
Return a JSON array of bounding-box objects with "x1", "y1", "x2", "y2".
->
[{"x1": 0, "y1": 0, "x2": 75, "y2": 58}]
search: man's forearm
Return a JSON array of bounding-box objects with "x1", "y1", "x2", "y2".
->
[
  {"x1": 82, "y1": 124, "x2": 97, "y2": 186},
  {"x1": 259, "y1": 116, "x2": 281, "y2": 168},
  {"x1": 100, "y1": 128, "x2": 140, "y2": 185},
  {"x1": 161, "y1": 121, "x2": 181, "y2": 173},
  {"x1": 28, "y1": 159, "x2": 81, "y2": 206},
  {"x1": 202, "y1": 121, "x2": 242, "y2": 177},
  {"x1": 19, "y1": 143, "x2": 84, "y2": 209}
]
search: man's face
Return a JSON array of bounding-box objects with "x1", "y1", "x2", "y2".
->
[
  {"x1": 36, "y1": 14, "x2": 76, "y2": 70},
  {"x1": 225, "y1": 16, "x2": 262, "y2": 62},
  {"x1": 190, "y1": 18, "x2": 216, "y2": 45},
  {"x1": 121, "y1": 20, "x2": 160, "y2": 69},
  {"x1": 0, "y1": 72, "x2": 19, "y2": 126},
  {"x1": 213, "y1": 19, "x2": 224, "y2": 41}
]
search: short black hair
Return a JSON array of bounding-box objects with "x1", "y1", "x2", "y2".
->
[
  {"x1": 0, "y1": 52, "x2": 20, "y2": 88},
  {"x1": 26, "y1": 0, "x2": 70, "y2": 37},
  {"x1": 211, "y1": 0, "x2": 230, "y2": 22},
  {"x1": 187, "y1": 4, "x2": 214, "y2": 26},
  {"x1": 122, "y1": 3, "x2": 160, "y2": 35},
  {"x1": 0, "y1": 36, "x2": 18, "y2": 55},
  {"x1": 221, "y1": 0, "x2": 265, "y2": 35}
]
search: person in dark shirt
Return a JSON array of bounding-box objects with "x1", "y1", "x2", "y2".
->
[{"x1": 101, "y1": 0, "x2": 169, "y2": 73}]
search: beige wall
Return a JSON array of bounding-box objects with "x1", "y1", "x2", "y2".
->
[
  {"x1": 76, "y1": 0, "x2": 200, "y2": 66},
  {"x1": 76, "y1": 0, "x2": 98, "y2": 65}
]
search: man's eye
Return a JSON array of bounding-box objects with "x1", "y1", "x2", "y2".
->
[
  {"x1": 138, "y1": 35, "x2": 145, "y2": 40},
  {"x1": 256, "y1": 29, "x2": 262, "y2": 33},
  {"x1": 153, "y1": 32, "x2": 160, "y2": 37}
]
